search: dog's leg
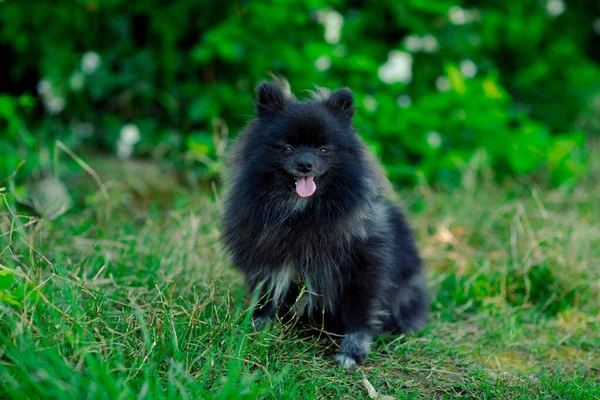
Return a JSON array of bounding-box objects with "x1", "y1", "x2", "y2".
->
[
  {"x1": 249, "y1": 280, "x2": 277, "y2": 329},
  {"x1": 335, "y1": 271, "x2": 378, "y2": 369},
  {"x1": 249, "y1": 265, "x2": 296, "y2": 329}
]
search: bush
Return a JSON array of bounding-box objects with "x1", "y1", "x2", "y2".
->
[{"x1": 1, "y1": 0, "x2": 598, "y2": 186}]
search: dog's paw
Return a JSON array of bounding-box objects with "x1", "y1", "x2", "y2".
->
[
  {"x1": 334, "y1": 352, "x2": 362, "y2": 370},
  {"x1": 251, "y1": 316, "x2": 272, "y2": 331},
  {"x1": 335, "y1": 332, "x2": 371, "y2": 370}
]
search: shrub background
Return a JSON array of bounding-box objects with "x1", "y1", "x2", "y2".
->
[{"x1": 1, "y1": 0, "x2": 599, "y2": 186}]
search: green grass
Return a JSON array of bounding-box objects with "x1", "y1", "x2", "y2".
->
[{"x1": 0, "y1": 151, "x2": 599, "y2": 399}]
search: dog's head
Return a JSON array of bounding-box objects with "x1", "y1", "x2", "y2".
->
[{"x1": 242, "y1": 78, "x2": 364, "y2": 199}]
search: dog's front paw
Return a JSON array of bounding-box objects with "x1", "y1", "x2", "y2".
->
[
  {"x1": 335, "y1": 332, "x2": 371, "y2": 370},
  {"x1": 334, "y1": 352, "x2": 363, "y2": 370},
  {"x1": 252, "y1": 316, "x2": 272, "y2": 330}
]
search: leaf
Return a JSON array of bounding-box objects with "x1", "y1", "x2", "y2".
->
[
  {"x1": 0, "y1": 269, "x2": 15, "y2": 290},
  {"x1": 0, "y1": 292, "x2": 21, "y2": 306},
  {"x1": 0, "y1": 269, "x2": 22, "y2": 306},
  {"x1": 446, "y1": 64, "x2": 466, "y2": 95},
  {"x1": 363, "y1": 378, "x2": 378, "y2": 399},
  {"x1": 362, "y1": 377, "x2": 397, "y2": 400},
  {"x1": 187, "y1": 132, "x2": 216, "y2": 157},
  {"x1": 482, "y1": 79, "x2": 504, "y2": 99}
]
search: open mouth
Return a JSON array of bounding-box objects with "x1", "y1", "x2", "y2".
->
[{"x1": 293, "y1": 176, "x2": 317, "y2": 198}]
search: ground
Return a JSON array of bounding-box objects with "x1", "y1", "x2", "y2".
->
[{"x1": 0, "y1": 153, "x2": 598, "y2": 399}]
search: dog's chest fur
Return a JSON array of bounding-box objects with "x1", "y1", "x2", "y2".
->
[
  {"x1": 252, "y1": 202, "x2": 383, "y2": 314},
  {"x1": 265, "y1": 259, "x2": 343, "y2": 316},
  {"x1": 257, "y1": 222, "x2": 345, "y2": 303}
]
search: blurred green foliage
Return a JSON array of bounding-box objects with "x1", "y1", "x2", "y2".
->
[{"x1": 1, "y1": 0, "x2": 599, "y2": 186}]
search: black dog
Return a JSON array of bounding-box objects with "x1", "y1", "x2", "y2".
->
[{"x1": 221, "y1": 77, "x2": 428, "y2": 369}]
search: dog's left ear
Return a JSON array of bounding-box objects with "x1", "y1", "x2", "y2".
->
[{"x1": 324, "y1": 88, "x2": 355, "y2": 122}]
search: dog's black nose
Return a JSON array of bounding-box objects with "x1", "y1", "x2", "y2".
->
[
  {"x1": 296, "y1": 153, "x2": 315, "y2": 173},
  {"x1": 297, "y1": 161, "x2": 312, "y2": 173}
]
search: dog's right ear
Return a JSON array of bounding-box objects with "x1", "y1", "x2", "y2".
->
[{"x1": 255, "y1": 80, "x2": 292, "y2": 118}]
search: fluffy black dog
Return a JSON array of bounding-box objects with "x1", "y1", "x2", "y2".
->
[{"x1": 221, "y1": 78, "x2": 428, "y2": 369}]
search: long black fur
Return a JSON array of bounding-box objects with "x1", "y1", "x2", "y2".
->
[{"x1": 221, "y1": 78, "x2": 428, "y2": 369}]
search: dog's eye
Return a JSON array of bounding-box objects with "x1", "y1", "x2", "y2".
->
[
  {"x1": 282, "y1": 145, "x2": 293, "y2": 154},
  {"x1": 320, "y1": 148, "x2": 329, "y2": 154}
]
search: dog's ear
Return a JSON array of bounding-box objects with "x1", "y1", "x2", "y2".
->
[
  {"x1": 324, "y1": 88, "x2": 355, "y2": 122},
  {"x1": 255, "y1": 80, "x2": 292, "y2": 118}
]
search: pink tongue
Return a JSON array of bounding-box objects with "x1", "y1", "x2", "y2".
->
[{"x1": 296, "y1": 176, "x2": 316, "y2": 197}]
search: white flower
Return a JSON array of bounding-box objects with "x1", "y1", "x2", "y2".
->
[
  {"x1": 117, "y1": 140, "x2": 134, "y2": 160},
  {"x1": 317, "y1": 10, "x2": 343, "y2": 44},
  {"x1": 44, "y1": 96, "x2": 66, "y2": 115},
  {"x1": 38, "y1": 78, "x2": 66, "y2": 115},
  {"x1": 436, "y1": 76, "x2": 450, "y2": 92},
  {"x1": 421, "y1": 35, "x2": 439, "y2": 53},
  {"x1": 378, "y1": 50, "x2": 413, "y2": 84},
  {"x1": 81, "y1": 51, "x2": 101, "y2": 74},
  {"x1": 117, "y1": 124, "x2": 141, "y2": 160},
  {"x1": 37, "y1": 79, "x2": 51, "y2": 95},
  {"x1": 315, "y1": 55, "x2": 331, "y2": 71},
  {"x1": 397, "y1": 95, "x2": 412, "y2": 108},
  {"x1": 460, "y1": 60, "x2": 477, "y2": 78},
  {"x1": 427, "y1": 131, "x2": 442, "y2": 148},
  {"x1": 404, "y1": 35, "x2": 438, "y2": 53},
  {"x1": 546, "y1": 0, "x2": 565, "y2": 17},
  {"x1": 404, "y1": 35, "x2": 423, "y2": 52},
  {"x1": 120, "y1": 124, "x2": 141, "y2": 145},
  {"x1": 448, "y1": 6, "x2": 481, "y2": 25},
  {"x1": 449, "y1": 6, "x2": 468, "y2": 25}
]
